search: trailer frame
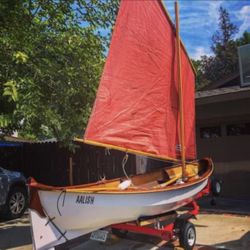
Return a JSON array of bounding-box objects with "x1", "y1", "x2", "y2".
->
[{"x1": 110, "y1": 180, "x2": 211, "y2": 249}]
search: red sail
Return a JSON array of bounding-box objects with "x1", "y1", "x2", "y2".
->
[{"x1": 84, "y1": 0, "x2": 196, "y2": 160}]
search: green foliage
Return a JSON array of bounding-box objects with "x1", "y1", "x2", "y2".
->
[
  {"x1": 192, "y1": 59, "x2": 210, "y2": 90},
  {"x1": 0, "y1": 0, "x2": 119, "y2": 146},
  {"x1": 193, "y1": 6, "x2": 250, "y2": 90},
  {"x1": 13, "y1": 52, "x2": 29, "y2": 64},
  {"x1": 236, "y1": 31, "x2": 250, "y2": 46},
  {"x1": 205, "y1": 7, "x2": 238, "y2": 83},
  {"x1": 3, "y1": 80, "x2": 18, "y2": 102}
]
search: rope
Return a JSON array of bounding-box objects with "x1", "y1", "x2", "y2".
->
[
  {"x1": 99, "y1": 174, "x2": 106, "y2": 182},
  {"x1": 57, "y1": 190, "x2": 66, "y2": 216},
  {"x1": 105, "y1": 148, "x2": 111, "y2": 156},
  {"x1": 122, "y1": 153, "x2": 130, "y2": 180}
]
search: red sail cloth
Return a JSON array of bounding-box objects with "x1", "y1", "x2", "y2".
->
[{"x1": 84, "y1": 0, "x2": 196, "y2": 160}]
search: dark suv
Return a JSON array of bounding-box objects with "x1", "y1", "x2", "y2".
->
[{"x1": 0, "y1": 167, "x2": 28, "y2": 220}]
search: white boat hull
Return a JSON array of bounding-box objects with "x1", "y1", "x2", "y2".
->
[{"x1": 30, "y1": 178, "x2": 208, "y2": 249}]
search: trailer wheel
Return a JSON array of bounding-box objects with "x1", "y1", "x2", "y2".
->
[
  {"x1": 111, "y1": 228, "x2": 128, "y2": 238},
  {"x1": 211, "y1": 179, "x2": 221, "y2": 197},
  {"x1": 179, "y1": 221, "x2": 196, "y2": 250}
]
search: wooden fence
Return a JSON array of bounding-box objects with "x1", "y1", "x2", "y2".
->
[
  {"x1": 1, "y1": 141, "x2": 171, "y2": 186},
  {"x1": 17, "y1": 142, "x2": 136, "y2": 186}
]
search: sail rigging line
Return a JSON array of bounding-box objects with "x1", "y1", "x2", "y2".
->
[
  {"x1": 175, "y1": 0, "x2": 186, "y2": 180},
  {"x1": 122, "y1": 153, "x2": 130, "y2": 180}
]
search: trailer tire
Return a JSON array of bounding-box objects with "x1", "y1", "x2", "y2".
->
[
  {"x1": 179, "y1": 221, "x2": 196, "y2": 250},
  {"x1": 211, "y1": 179, "x2": 221, "y2": 197}
]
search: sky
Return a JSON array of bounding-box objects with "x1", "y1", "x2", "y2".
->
[{"x1": 163, "y1": 0, "x2": 250, "y2": 60}]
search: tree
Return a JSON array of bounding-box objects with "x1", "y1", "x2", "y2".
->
[
  {"x1": 193, "y1": 6, "x2": 250, "y2": 90},
  {"x1": 211, "y1": 7, "x2": 238, "y2": 54},
  {"x1": 192, "y1": 58, "x2": 210, "y2": 90},
  {"x1": 0, "y1": 0, "x2": 119, "y2": 147},
  {"x1": 206, "y1": 6, "x2": 238, "y2": 83},
  {"x1": 236, "y1": 31, "x2": 250, "y2": 46}
]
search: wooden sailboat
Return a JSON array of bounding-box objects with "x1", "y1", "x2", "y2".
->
[{"x1": 29, "y1": 1, "x2": 213, "y2": 249}]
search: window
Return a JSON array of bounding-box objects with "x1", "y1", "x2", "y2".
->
[
  {"x1": 227, "y1": 123, "x2": 250, "y2": 136},
  {"x1": 200, "y1": 126, "x2": 221, "y2": 139},
  {"x1": 238, "y1": 44, "x2": 250, "y2": 86}
]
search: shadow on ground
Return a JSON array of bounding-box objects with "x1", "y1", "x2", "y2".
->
[
  {"x1": 214, "y1": 231, "x2": 250, "y2": 250},
  {"x1": 0, "y1": 215, "x2": 32, "y2": 249}
]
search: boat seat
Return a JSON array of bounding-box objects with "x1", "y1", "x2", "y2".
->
[{"x1": 157, "y1": 176, "x2": 180, "y2": 188}]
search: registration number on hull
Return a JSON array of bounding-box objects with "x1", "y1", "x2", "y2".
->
[{"x1": 90, "y1": 229, "x2": 109, "y2": 242}]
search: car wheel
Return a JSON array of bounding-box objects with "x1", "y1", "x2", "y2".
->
[{"x1": 1, "y1": 186, "x2": 28, "y2": 220}]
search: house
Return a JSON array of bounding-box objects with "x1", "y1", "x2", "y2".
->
[{"x1": 196, "y1": 72, "x2": 250, "y2": 199}]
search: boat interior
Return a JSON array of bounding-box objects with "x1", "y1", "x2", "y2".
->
[
  {"x1": 62, "y1": 158, "x2": 213, "y2": 193},
  {"x1": 29, "y1": 158, "x2": 213, "y2": 193}
]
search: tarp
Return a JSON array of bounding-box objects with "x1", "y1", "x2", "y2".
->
[
  {"x1": 0, "y1": 142, "x2": 23, "y2": 147},
  {"x1": 84, "y1": 0, "x2": 196, "y2": 160}
]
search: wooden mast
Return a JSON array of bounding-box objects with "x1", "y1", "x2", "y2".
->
[{"x1": 175, "y1": 1, "x2": 186, "y2": 179}]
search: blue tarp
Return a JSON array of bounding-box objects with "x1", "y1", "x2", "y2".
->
[{"x1": 0, "y1": 142, "x2": 23, "y2": 147}]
